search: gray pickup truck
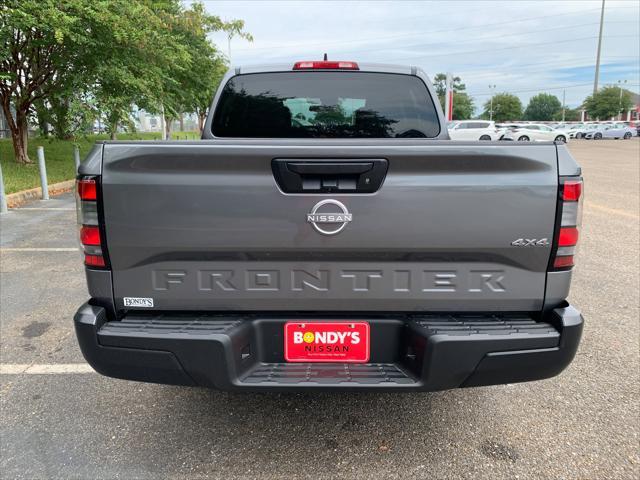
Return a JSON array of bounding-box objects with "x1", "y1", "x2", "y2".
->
[{"x1": 74, "y1": 60, "x2": 584, "y2": 391}]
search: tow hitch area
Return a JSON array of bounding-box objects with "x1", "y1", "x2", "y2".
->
[{"x1": 74, "y1": 303, "x2": 582, "y2": 392}]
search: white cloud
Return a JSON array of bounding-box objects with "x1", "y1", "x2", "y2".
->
[{"x1": 194, "y1": 0, "x2": 640, "y2": 110}]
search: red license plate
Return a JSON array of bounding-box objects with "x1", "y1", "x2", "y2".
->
[{"x1": 284, "y1": 322, "x2": 370, "y2": 363}]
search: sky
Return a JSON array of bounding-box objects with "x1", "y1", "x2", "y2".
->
[{"x1": 194, "y1": 0, "x2": 640, "y2": 113}]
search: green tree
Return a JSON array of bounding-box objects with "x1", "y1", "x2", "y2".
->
[
  {"x1": 157, "y1": 2, "x2": 251, "y2": 138},
  {"x1": 481, "y1": 93, "x2": 523, "y2": 122},
  {"x1": 32, "y1": 98, "x2": 53, "y2": 137},
  {"x1": 30, "y1": 51, "x2": 95, "y2": 140},
  {"x1": 583, "y1": 86, "x2": 633, "y2": 120},
  {"x1": 36, "y1": 88, "x2": 97, "y2": 140},
  {"x1": 432, "y1": 73, "x2": 474, "y2": 119},
  {"x1": 312, "y1": 106, "x2": 349, "y2": 126},
  {"x1": 0, "y1": 0, "x2": 94, "y2": 163},
  {"x1": 0, "y1": 0, "x2": 250, "y2": 158},
  {"x1": 0, "y1": 0, "x2": 189, "y2": 159},
  {"x1": 432, "y1": 73, "x2": 466, "y2": 98},
  {"x1": 92, "y1": 1, "x2": 194, "y2": 139},
  {"x1": 524, "y1": 93, "x2": 562, "y2": 121},
  {"x1": 193, "y1": 13, "x2": 253, "y2": 133},
  {"x1": 193, "y1": 56, "x2": 228, "y2": 132},
  {"x1": 449, "y1": 92, "x2": 475, "y2": 120},
  {"x1": 552, "y1": 107, "x2": 581, "y2": 122}
]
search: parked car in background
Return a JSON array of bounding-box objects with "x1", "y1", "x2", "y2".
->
[
  {"x1": 448, "y1": 120, "x2": 500, "y2": 141},
  {"x1": 568, "y1": 123, "x2": 590, "y2": 139},
  {"x1": 584, "y1": 123, "x2": 635, "y2": 140},
  {"x1": 576, "y1": 124, "x2": 602, "y2": 137},
  {"x1": 622, "y1": 121, "x2": 639, "y2": 136},
  {"x1": 558, "y1": 123, "x2": 594, "y2": 139},
  {"x1": 503, "y1": 123, "x2": 569, "y2": 142},
  {"x1": 495, "y1": 123, "x2": 524, "y2": 140},
  {"x1": 553, "y1": 123, "x2": 570, "y2": 132}
]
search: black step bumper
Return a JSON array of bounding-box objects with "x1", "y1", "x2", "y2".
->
[{"x1": 74, "y1": 303, "x2": 583, "y2": 391}]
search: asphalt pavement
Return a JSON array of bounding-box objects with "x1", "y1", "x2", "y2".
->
[{"x1": 1, "y1": 139, "x2": 638, "y2": 479}]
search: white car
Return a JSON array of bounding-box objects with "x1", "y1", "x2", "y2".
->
[
  {"x1": 563, "y1": 124, "x2": 586, "y2": 139},
  {"x1": 564, "y1": 123, "x2": 604, "y2": 139},
  {"x1": 584, "y1": 123, "x2": 635, "y2": 140},
  {"x1": 503, "y1": 123, "x2": 569, "y2": 143},
  {"x1": 555, "y1": 123, "x2": 582, "y2": 139},
  {"x1": 496, "y1": 123, "x2": 525, "y2": 140},
  {"x1": 448, "y1": 120, "x2": 500, "y2": 141},
  {"x1": 572, "y1": 123, "x2": 602, "y2": 138}
]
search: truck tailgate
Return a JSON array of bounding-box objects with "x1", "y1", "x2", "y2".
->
[{"x1": 101, "y1": 141, "x2": 558, "y2": 312}]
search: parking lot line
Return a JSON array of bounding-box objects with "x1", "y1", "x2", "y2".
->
[
  {"x1": 0, "y1": 247, "x2": 79, "y2": 252},
  {"x1": 585, "y1": 202, "x2": 639, "y2": 220},
  {"x1": 0, "y1": 364, "x2": 95, "y2": 374},
  {"x1": 12, "y1": 207, "x2": 76, "y2": 211}
]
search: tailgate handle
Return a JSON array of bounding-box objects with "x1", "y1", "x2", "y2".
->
[
  {"x1": 287, "y1": 162, "x2": 373, "y2": 175},
  {"x1": 272, "y1": 159, "x2": 388, "y2": 193}
]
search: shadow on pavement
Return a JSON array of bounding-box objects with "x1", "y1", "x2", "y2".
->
[{"x1": 109, "y1": 384, "x2": 490, "y2": 475}]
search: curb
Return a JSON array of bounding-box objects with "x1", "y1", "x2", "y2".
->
[{"x1": 6, "y1": 180, "x2": 75, "y2": 208}]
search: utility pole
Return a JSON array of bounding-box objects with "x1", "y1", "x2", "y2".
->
[
  {"x1": 228, "y1": 34, "x2": 232, "y2": 64},
  {"x1": 488, "y1": 84, "x2": 496, "y2": 121},
  {"x1": 562, "y1": 89, "x2": 566, "y2": 122},
  {"x1": 593, "y1": 0, "x2": 605, "y2": 94}
]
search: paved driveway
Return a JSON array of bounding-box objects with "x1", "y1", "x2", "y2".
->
[{"x1": 1, "y1": 140, "x2": 638, "y2": 479}]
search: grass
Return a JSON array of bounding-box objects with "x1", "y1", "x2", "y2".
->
[{"x1": 0, "y1": 131, "x2": 200, "y2": 194}]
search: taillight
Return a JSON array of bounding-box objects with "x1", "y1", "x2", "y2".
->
[
  {"x1": 80, "y1": 226, "x2": 101, "y2": 245},
  {"x1": 551, "y1": 177, "x2": 583, "y2": 270},
  {"x1": 84, "y1": 254, "x2": 106, "y2": 267},
  {"x1": 76, "y1": 176, "x2": 108, "y2": 269},
  {"x1": 562, "y1": 180, "x2": 582, "y2": 201},
  {"x1": 558, "y1": 227, "x2": 579, "y2": 247},
  {"x1": 553, "y1": 255, "x2": 574, "y2": 269},
  {"x1": 77, "y1": 178, "x2": 97, "y2": 200},
  {"x1": 293, "y1": 61, "x2": 359, "y2": 70}
]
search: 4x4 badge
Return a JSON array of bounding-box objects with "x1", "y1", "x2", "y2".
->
[
  {"x1": 307, "y1": 199, "x2": 352, "y2": 235},
  {"x1": 511, "y1": 238, "x2": 550, "y2": 247}
]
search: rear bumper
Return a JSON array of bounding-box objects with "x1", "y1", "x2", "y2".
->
[{"x1": 74, "y1": 303, "x2": 583, "y2": 392}]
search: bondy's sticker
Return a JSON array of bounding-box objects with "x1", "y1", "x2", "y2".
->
[{"x1": 123, "y1": 297, "x2": 154, "y2": 307}]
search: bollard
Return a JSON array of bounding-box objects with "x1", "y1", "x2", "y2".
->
[
  {"x1": 0, "y1": 161, "x2": 8, "y2": 214},
  {"x1": 73, "y1": 144, "x2": 80, "y2": 173},
  {"x1": 37, "y1": 146, "x2": 49, "y2": 200}
]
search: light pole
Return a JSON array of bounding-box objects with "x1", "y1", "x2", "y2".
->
[
  {"x1": 617, "y1": 80, "x2": 627, "y2": 120},
  {"x1": 593, "y1": 0, "x2": 606, "y2": 94},
  {"x1": 562, "y1": 89, "x2": 566, "y2": 122},
  {"x1": 488, "y1": 85, "x2": 496, "y2": 121}
]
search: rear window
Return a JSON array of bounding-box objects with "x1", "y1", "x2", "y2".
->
[{"x1": 211, "y1": 72, "x2": 440, "y2": 138}]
